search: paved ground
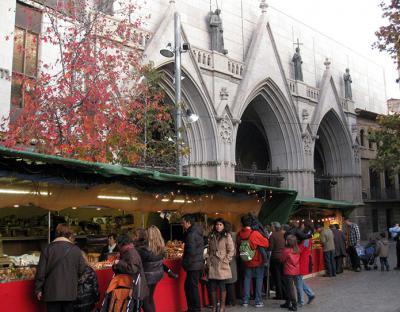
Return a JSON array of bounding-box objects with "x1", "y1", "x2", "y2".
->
[{"x1": 214, "y1": 243, "x2": 400, "y2": 312}]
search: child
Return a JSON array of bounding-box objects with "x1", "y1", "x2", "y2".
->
[
  {"x1": 376, "y1": 232, "x2": 390, "y2": 271},
  {"x1": 280, "y1": 234, "x2": 301, "y2": 311},
  {"x1": 74, "y1": 252, "x2": 99, "y2": 312}
]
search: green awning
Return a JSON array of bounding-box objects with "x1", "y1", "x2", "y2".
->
[
  {"x1": 0, "y1": 146, "x2": 297, "y2": 218},
  {"x1": 293, "y1": 197, "x2": 359, "y2": 217}
]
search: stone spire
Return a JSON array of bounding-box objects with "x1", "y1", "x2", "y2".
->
[{"x1": 260, "y1": 0, "x2": 268, "y2": 13}]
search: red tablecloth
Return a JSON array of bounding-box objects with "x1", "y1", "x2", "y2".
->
[
  {"x1": 311, "y1": 248, "x2": 325, "y2": 273},
  {"x1": 0, "y1": 259, "x2": 202, "y2": 312}
]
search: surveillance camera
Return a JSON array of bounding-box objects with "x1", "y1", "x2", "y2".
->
[{"x1": 182, "y1": 43, "x2": 190, "y2": 51}]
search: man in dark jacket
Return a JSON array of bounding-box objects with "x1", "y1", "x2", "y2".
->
[
  {"x1": 181, "y1": 214, "x2": 204, "y2": 312},
  {"x1": 35, "y1": 224, "x2": 86, "y2": 312},
  {"x1": 269, "y1": 221, "x2": 286, "y2": 300},
  {"x1": 330, "y1": 224, "x2": 346, "y2": 274}
]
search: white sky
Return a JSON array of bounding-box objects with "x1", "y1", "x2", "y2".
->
[{"x1": 268, "y1": 0, "x2": 400, "y2": 99}]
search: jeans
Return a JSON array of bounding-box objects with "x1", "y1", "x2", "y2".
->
[
  {"x1": 380, "y1": 257, "x2": 390, "y2": 270},
  {"x1": 295, "y1": 275, "x2": 314, "y2": 305},
  {"x1": 184, "y1": 270, "x2": 201, "y2": 312},
  {"x1": 243, "y1": 266, "x2": 264, "y2": 304},
  {"x1": 324, "y1": 250, "x2": 336, "y2": 276}
]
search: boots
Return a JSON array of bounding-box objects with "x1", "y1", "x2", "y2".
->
[
  {"x1": 219, "y1": 291, "x2": 227, "y2": 312},
  {"x1": 209, "y1": 291, "x2": 217, "y2": 312},
  {"x1": 289, "y1": 300, "x2": 297, "y2": 311}
]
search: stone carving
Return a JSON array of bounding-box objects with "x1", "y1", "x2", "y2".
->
[
  {"x1": 343, "y1": 68, "x2": 352, "y2": 100},
  {"x1": 302, "y1": 109, "x2": 309, "y2": 121},
  {"x1": 324, "y1": 58, "x2": 331, "y2": 70},
  {"x1": 292, "y1": 47, "x2": 303, "y2": 81},
  {"x1": 220, "y1": 87, "x2": 229, "y2": 100},
  {"x1": 302, "y1": 133, "x2": 312, "y2": 155},
  {"x1": 219, "y1": 116, "x2": 232, "y2": 143},
  {"x1": 260, "y1": 0, "x2": 268, "y2": 12},
  {"x1": 0, "y1": 68, "x2": 10, "y2": 80},
  {"x1": 353, "y1": 144, "x2": 360, "y2": 162},
  {"x1": 209, "y1": 9, "x2": 228, "y2": 55}
]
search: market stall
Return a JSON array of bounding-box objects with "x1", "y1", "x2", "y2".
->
[
  {"x1": 0, "y1": 146, "x2": 297, "y2": 311},
  {"x1": 291, "y1": 197, "x2": 357, "y2": 274}
]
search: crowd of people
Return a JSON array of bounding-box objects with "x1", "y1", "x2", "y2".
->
[{"x1": 34, "y1": 216, "x2": 400, "y2": 312}]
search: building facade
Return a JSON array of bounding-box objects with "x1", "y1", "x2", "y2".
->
[
  {"x1": 355, "y1": 109, "x2": 400, "y2": 238},
  {"x1": 0, "y1": 0, "x2": 390, "y2": 205}
]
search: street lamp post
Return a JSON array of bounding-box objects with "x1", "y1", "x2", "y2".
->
[
  {"x1": 174, "y1": 12, "x2": 183, "y2": 176},
  {"x1": 160, "y1": 12, "x2": 198, "y2": 176}
]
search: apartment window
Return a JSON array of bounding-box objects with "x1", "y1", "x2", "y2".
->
[
  {"x1": 360, "y1": 129, "x2": 365, "y2": 147},
  {"x1": 43, "y1": 0, "x2": 85, "y2": 19},
  {"x1": 11, "y1": 3, "x2": 41, "y2": 108}
]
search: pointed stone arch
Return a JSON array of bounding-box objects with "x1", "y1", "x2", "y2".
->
[
  {"x1": 157, "y1": 62, "x2": 219, "y2": 179},
  {"x1": 235, "y1": 78, "x2": 305, "y2": 191}
]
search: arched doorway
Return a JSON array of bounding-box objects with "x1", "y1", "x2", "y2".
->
[{"x1": 313, "y1": 110, "x2": 354, "y2": 200}]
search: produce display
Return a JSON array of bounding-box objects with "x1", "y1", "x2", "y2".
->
[
  {"x1": 0, "y1": 266, "x2": 37, "y2": 283},
  {"x1": 165, "y1": 240, "x2": 184, "y2": 260},
  {"x1": 312, "y1": 232, "x2": 322, "y2": 249}
]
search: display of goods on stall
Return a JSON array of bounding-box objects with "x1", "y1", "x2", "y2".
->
[
  {"x1": 312, "y1": 232, "x2": 322, "y2": 249},
  {"x1": 0, "y1": 266, "x2": 37, "y2": 283},
  {"x1": 165, "y1": 240, "x2": 184, "y2": 260}
]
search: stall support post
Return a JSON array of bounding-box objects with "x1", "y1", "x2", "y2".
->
[{"x1": 47, "y1": 211, "x2": 51, "y2": 244}]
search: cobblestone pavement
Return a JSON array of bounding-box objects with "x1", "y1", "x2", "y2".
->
[{"x1": 209, "y1": 243, "x2": 400, "y2": 312}]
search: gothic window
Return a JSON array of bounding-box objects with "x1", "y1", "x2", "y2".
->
[{"x1": 11, "y1": 3, "x2": 41, "y2": 108}]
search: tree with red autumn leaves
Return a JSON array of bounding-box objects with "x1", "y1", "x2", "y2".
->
[
  {"x1": 374, "y1": 0, "x2": 400, "y2": 68},
  {"x1": 2, "y1": 0, "x2": 175, "y2": 168}
]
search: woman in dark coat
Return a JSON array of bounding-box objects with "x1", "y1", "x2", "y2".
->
[
  {"x1": 35, "y1": 224, "x2": 86, "y2": 312},
  {"x1": 135, "y1": 226, "x2": 167, "y2": 312},
  {"x1": 112, "y1": 234, "x2": 149, "y2": 301}
]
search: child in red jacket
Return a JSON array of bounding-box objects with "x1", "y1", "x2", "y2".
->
[{"x1": 280, "y1": 234, "x2": 300, "y2": 311}]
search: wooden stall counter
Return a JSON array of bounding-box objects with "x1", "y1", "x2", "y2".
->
[{"x1": 0, "y1": 259, "x2": 201, "y2": 312}]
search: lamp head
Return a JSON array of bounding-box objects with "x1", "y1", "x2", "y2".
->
[{"x1": 160, "y1": 43, "x2": 174, "y2": 58}]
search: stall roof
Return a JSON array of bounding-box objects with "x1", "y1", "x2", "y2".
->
[
  {"x1": 0, "y1": 147, "x2": 297, "y2": 221},
  {"x1": 0, "y1": 146, "x2": 295, "y2": 194},
  {"x1": 293, "y1": 197, "x2": 360, "y2": 217}
]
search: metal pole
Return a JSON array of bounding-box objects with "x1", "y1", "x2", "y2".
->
[
  {"x1": 48, "y1": 211, "x2": 51, "y2": 244},
  {"x1": 174, "y1": 12, "x2": 183, "y2": 176}
]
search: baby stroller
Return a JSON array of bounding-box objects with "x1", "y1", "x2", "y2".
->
[
  {"x1": 358, "y1": 245, "x2": 378, "y2": 271},
  {"x1": 100, "y1": 274, "x2": 142, "y2": 312}
]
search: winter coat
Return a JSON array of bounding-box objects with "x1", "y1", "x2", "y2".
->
[
  {"x1": 299, "y1": 238, "x2": 312, "y2": 276},
  {"x1": 331, "y1": 228, "x2": 346, "y2": 257},
  {"x1": 237, "y1": 227, "x2": 269, "y2": 268},
  {"x1": 281, "y1": 247, "x2": 300, "y2": 276},
  {"x1": 112, "y1": 244, "x2": 149, "y2": 300},
  {"x1": 284, "y1": 227, "x2": 312, "y2": 242},
  {"x1": 35, "y1": 238, "x2": 86, "y2": 302},
  {"x1": 99, "y1": 244, "x2": 119, "y2": 262},
  {"x1": 182, "y1": 223, "x2": 205, "y2": 271},
  {"x1": 269, "y1": 230, "x2": 286, "y2": 261},
  {"x1": 320, "y1": 228, "x2": 335, "y2": 252},
  {"x1": 74, "y1": 265, "x2": 99, "y2": 312},
  {"x1": 376, "y1": 239, "x2": 390, "y2": 257},
  {"x1": 207, "y1": 232, "x2": 234, "y2": 280},
  {"x1": 136, "y1": 246, "x2": 165, "y2": 285},
  {"x1": 226, "y1": 232, "x2": 237, "y2": 284}
]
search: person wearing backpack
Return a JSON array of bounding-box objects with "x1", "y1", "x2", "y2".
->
[
  {"x1": 35, "y1": 224, "x2": 86, "y2": 312},
  {"x1": 237, "y1": 215, "x2": 269, "y2": 308}
]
